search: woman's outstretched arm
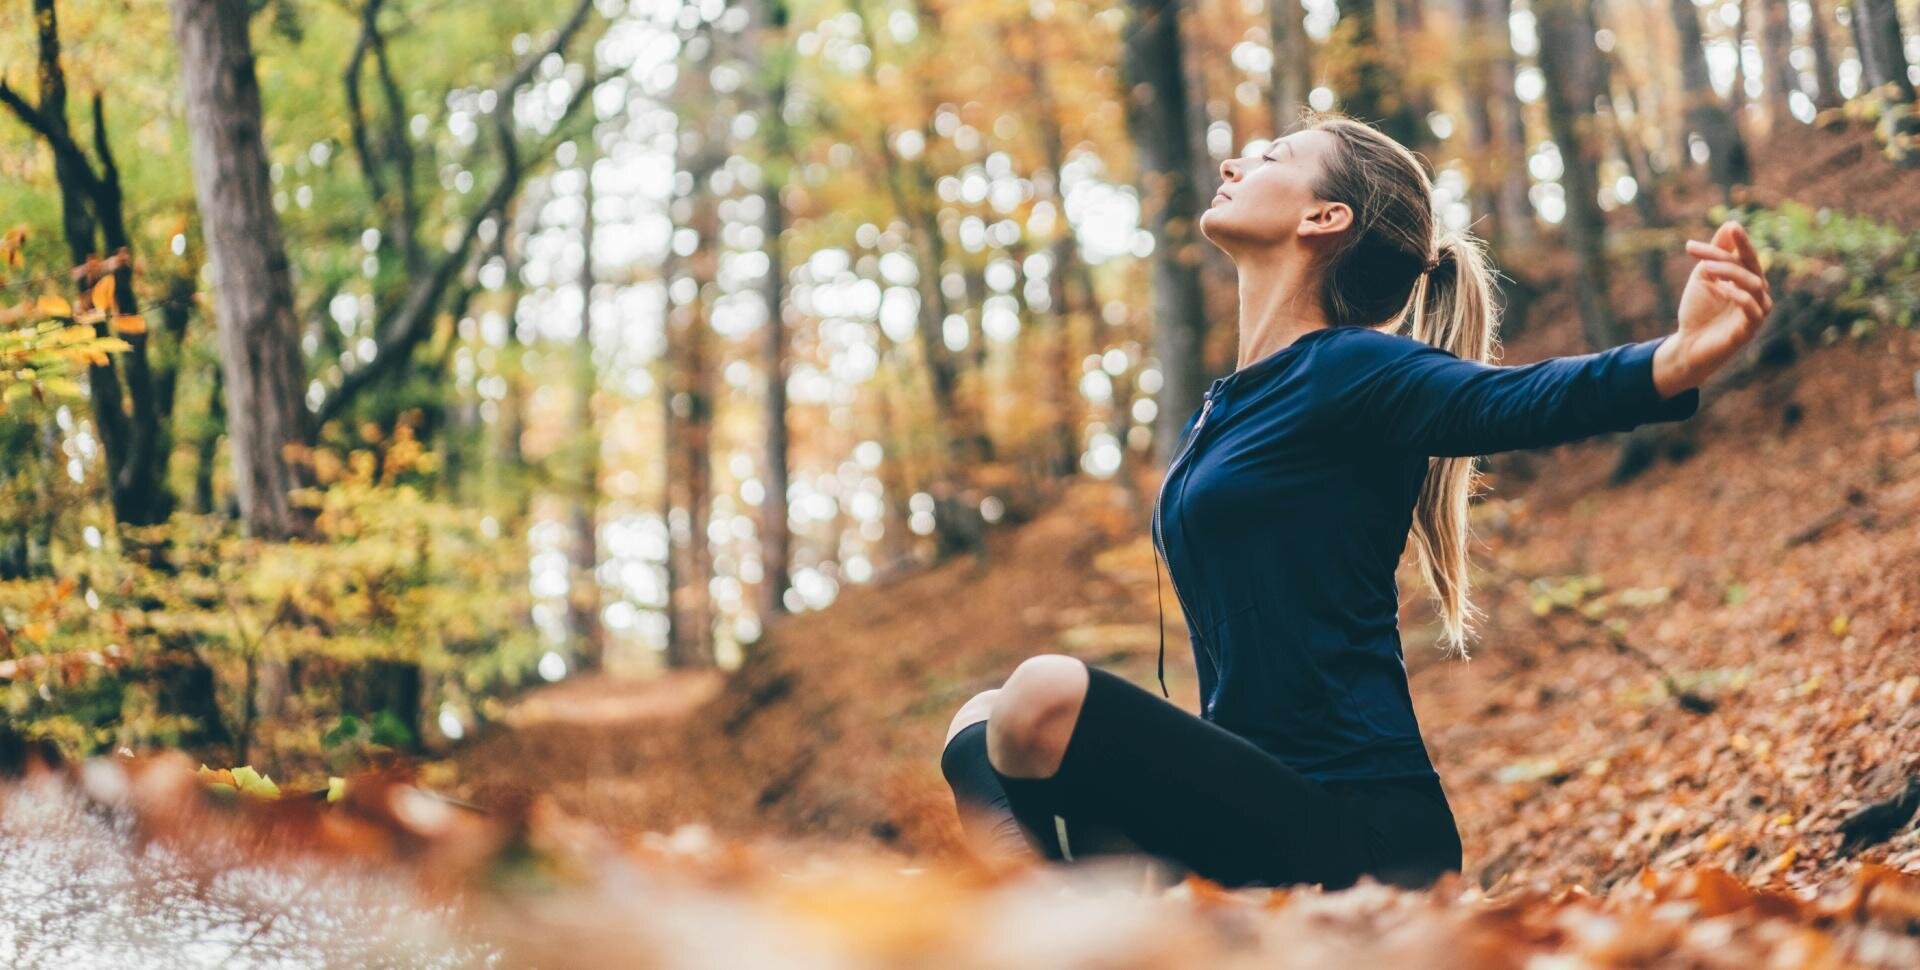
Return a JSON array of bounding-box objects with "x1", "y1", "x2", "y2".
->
[{"x1": 1311, "y1": 221, "x2": 1772, "y2": 458}]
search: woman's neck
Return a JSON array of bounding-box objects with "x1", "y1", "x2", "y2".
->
[{"x1": 1234, "y1": 250, "x2": 1331, "y2": 371}]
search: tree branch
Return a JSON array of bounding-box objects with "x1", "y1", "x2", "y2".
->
[
  {"x1": 315, "y1": 0, "x2": 603, "y2": 426},
  {"x1": 0, "y1": 79, "x2": 104, "y2": 199}
]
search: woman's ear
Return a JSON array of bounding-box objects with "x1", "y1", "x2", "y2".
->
[{"x1": 1297, "y1": 201, "x2": 1352, "y2": 239}]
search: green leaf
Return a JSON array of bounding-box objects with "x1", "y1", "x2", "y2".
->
[
  {"x1": 370, "y1": 709, "x2": 414, "y2": 748},
  {"x1": 323, "y1": 714, "x2": 365, "y2": 748}
]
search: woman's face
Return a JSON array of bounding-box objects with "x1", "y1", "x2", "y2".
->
[{"x1": 1198, "y1": 128, "x2": 1351, "y2": 257}]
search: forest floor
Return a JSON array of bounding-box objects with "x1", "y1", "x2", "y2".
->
[{"x1": 434, "y1": 118, "x2": 1920, "y2": 965}]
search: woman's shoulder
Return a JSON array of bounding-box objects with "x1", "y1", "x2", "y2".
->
[{"x1": 1308, "y1": 325, "x2": 1453, "y2": 374}]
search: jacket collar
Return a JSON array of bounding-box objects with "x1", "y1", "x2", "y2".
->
[{"x1": 1212, "y1": 324, "x2": 1347, "y2": 398}]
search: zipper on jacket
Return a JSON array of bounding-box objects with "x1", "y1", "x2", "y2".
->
[{"x1": 1152, "y1": 384, "x2": 1221, "y2": 700}]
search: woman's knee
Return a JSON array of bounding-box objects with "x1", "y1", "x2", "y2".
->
[
  {"x1": 944, "y1": 688, "x2": 1001, "y2": 748},
  {"x1": 987, "y1": 654, "x2": 1090, "y2": 777}
]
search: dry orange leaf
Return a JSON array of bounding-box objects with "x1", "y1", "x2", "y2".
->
[
  {"x1": 36, "y1": 294, "x2": 72, "y2": 317},
  {"x1": 91, "y1": 274, "x2": 115, "y2": 310},
  {"x1": 112, "y1": 314, "x2": 147, "y2": 335}
]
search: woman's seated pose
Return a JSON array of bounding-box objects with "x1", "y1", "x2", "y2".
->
[{"x1": 938, "y1": 111, "x2": 1772, "y2": 891}]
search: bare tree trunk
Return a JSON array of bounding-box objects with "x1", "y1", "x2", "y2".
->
[
  {"x1": 1333, "y1": 0, "x2": 1421, "y2": 145},
  {"x1": 1006, "y1": 25, "x2": 1091, "y2": 478},
  {"x1": 663, "y1": 22, "x2": 723, "y2": 670},
  {"x1": 1807, "y1": 0, "x2": 1845, "y2": 110},
  {"x1": 1536, "y1": 0, "x2": 1626, "y2": 351},
  {"x1": 1487, "y1": 0, "x2": 1539, "y2": 249},
  {"x1": 1124, "y1": 0, "x2": 1209, "y2": 468},
  {"x1": 1454, "y1": 0, "x2": 1499, "y2": 235},
  {"x1": 1852, "y1": 0, "x2": 1916, "y2": 100},
  {"x1": 568, "y1": 149, "x2": 604, "y2": 670},
  {"x1": 1597, "y1": 44, "x2": 1679, "y2": 330},
  {"x1": 1758, "y1": 0, "x2": 1802, "y2": 130},
  {"x1": 747, "y1": 0, "x2": 794, "y2": 623},
  {"x1": 1270, "y1": 0, "x2": 1314, "y2": 134},
  {"x1": 1670, "y1": 0, "x2": 1752, "y2": 203},
  {"x1": 1177, "y1": 7, "x2": 1237, "y2": 353},
  {"x1": 169, "y1": 0, "x2": 313, "y2": 539}
]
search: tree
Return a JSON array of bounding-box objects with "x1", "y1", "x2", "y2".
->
[
  {"x1": 1534, "y1": 0, "x2": 1626, "y2": 352},
  {"x1": 0, "y1": 0, "x2": 173, "y2": 527},
  {"x1": 1669, "y1": 0, "x2": 1751, "y2": 203},
  {"x1": 1806, "y1": 0, "x2": 1844, "y2": 111},
  {"x1": 169, "y1": 0, "x2": 314, "y2": 539},
  {"x1": 1123, "y1": 0, "x2": 1209, "y2": 468},
  {"x1": 569, "y1": 145, "x2": 604, "y2": 670},
  {"x1": 1851, "y1": 0, "x2": 1915, "y2": 101},
  {"x1": 1756, "y1": 0, "x2": 1802, "y2": 131},
  {"x1": 1486, "y1": 0, "x2": 1540, "y2": 249},
  {"x1": 663, "y1": 19, "x2": 725, "y2": 670},
  {"x1": 1269, "y1": 0, "x2": 1314, "y2": 137},
  {"x1": 317, "y1": 0, "x2": 605, "y2": 430},
  {"x1": 745, "y1": 0, "x2": 795, "y2": 622}
]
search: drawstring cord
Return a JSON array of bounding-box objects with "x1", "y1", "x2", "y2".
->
[{"x1": 1155, "y1": 550, "x2": 1170, "y2": 699}]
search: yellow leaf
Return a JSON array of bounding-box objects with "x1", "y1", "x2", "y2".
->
[
  {"x1": 90, "y1": 275, "x2": 115, "y2": 311},
  {"x1": 56, "y1": 324, "x2": 93, "y2": 344},
  {"x1": 111, "y1": 314, "x2": 146, "y2": 335},
  {"x1": 36, "y1": 295, "x2": 72, "y2": 318}
]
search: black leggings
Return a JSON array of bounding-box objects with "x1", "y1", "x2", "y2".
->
[{"x1": 940, "y1": 661, "x2": 1462, "y2": 890}]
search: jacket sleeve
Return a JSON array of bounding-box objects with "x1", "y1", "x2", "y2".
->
[{"x1": 1309, "y1": 329, "x2": 1701, "y2": 458}]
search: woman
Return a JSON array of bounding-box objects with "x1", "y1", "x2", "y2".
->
[{"x1": 937, "y1": 112, "x2": 1772, "y2": 891}]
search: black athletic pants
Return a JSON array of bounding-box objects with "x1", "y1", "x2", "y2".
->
[{"x1": 940, "y1": 661, "x2": 1462, "y2": 890}]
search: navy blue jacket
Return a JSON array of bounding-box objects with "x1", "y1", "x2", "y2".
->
[{"x1": 1152, "y1": 324, "x2": 1700, "y2": 782}]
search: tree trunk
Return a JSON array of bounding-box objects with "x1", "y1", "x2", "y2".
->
[
  {"x1": 748, "y1": 0, "x2": 794, "y2": 624},
  {"x1": 169, "y1": 0, "x2": 314, "y2": 539},
  {"x1": 1598, "y1": 47, "x2": 1679, "y2": 330},
  {"x1": 568, "y1": 148, "x2": 604, "y2": 670},
  {"x1": 1668, "y1": 0, "x2": 1751, "y2": 203},
  {"x1": 4, "y1": 0, "x2": 172, "y2": 526},
  {"x1": 1124, "y1": 0, "x2": 1210, "y2": 468},
  {"x1": 1758, "y1": 0, "x2": 1802, "y2": 129},
  {"x1": 1536, "y1": 0, "x2": 1626, "y2": 351},
  {"x1": 1270, "y1": 0, "x2": 1314, "y2": 134},
  {"x1": 1005, "y1": 22, "x2": 1094, "y2": 478},
  {"x1": 1177, "y1": 6, "x2": 1237, "y2": 355},
  {"x1": 1454, "y1": 0, "x2": 1499, "y2": 237},
  {"x1": 1333, "y1": 0, "x2": 1422, "y2": 146},
  {"x1": 1807, "y1": 0, "x2": 1845, "y2": 109},
  {"x1": 1487, "y1": 0, "x2": 1539, "y2": 248},
  {"x1": 663, "y1": 22, "x2": 723, "y2": 670},
  {"x1": 1852, "y1": 0, "x2": 1916, "y2": 101}
]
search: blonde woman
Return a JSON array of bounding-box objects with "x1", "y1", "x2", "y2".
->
[{"x1": 939, "y1": 111, "x2": 1771, "y2": 889}]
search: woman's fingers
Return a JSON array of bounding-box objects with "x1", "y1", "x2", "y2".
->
[
  {"x1": 1714, "y1": 278, "x2": 1766, "y2": 328},
  {"x1": 1696, "y1": 257, "x2": 1766, "y2": 295},
  {"x1": 1688, "y1": 240, "x2": 1773, "y2": 313},
  {"x1": 1727, "y1": 222, "x2": 1765, "y2": 278}
]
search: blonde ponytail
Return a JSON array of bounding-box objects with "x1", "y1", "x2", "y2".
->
[
  {"x1": 1402, "y1": 230, "x2": 1499, "y2": 658},
  {"x1": 1298, "y1": 111, "x2": 1506, "y2": 659}
]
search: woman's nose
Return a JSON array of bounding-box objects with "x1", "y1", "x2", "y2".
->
[{"x1": 1219, "y1": 157, "x2": 1238, "y2": 182}]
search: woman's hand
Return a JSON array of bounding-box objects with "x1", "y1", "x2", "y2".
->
[{"x1": 1652, "y1": 220, "x2": 1774, "y2": 398}]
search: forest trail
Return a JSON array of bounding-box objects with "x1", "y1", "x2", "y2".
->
[{"x1": 451, "y1": 119, "x2": 1920, "y2": 892}]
